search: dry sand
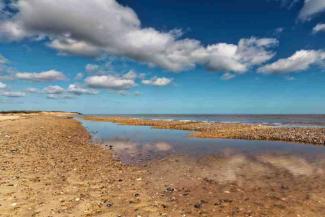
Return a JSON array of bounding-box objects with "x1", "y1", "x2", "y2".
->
[
  {"x1": 1, "y1": 113, "x2": 325, "y2": 216},
  {"x1": 0, "y1": 115, "x2": 21, "y2": 121}
]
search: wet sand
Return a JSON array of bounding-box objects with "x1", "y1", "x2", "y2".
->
[
  {"x1": 83, "y1": 116, "x2": 325, "y2": 145},
  {"x1": 1, "y1": 113, "x2": 325, "y2": 216}
]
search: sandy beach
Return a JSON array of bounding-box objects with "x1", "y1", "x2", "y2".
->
[
  {"x1": 1, "y1": 113, "x2": 325, "y2": 216},
  {"x1": 83, "y1": 116, "x2": 325, "y2": 145}
]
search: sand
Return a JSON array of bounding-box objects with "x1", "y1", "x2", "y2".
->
[
  {"x1": 0, "y1": 115, "x2": 21, "y2": 121},
  {"x1": 1, "y1": 113, "x2": 325, "y2": 216}
]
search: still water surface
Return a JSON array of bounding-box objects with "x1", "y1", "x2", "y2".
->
[{"x1": 80, "y1": 119, "x2": 325, "y2": 164}]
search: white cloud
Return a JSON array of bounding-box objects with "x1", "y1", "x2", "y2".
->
[
  {"x1": 221, "y1": 73, "x2": 236, "y2": 80},
  {"x1": 299, "y1": 0, "x2": 325, "y2": 21},
  {"x1": 85, "y1": 62, "x2": 114, "y2": 75},
  {"x1": 0, "y1": 82, "x2": 6, "y2": 89},
  {"x1": 85, "y1": 75, "x2": 136, "y2": 90},
  {"x1": 142, "y1": 77, "x2": 172, "y2": 86},
  {"x1": 74, "y1": 72, "x2": 84, "y2": 80},
  {"x1": 16, "y1": 70, "x2": 66, "y2": 81},
  {"x1": 47, "y1": 94, "x2": 73, "y2": 100},
  {"x1": 67, "y1": 84, "x2": 98, "y2": 95},
  {"x1": 0, "y1": 2, "x2": 5, "y2": 13},
  {"x1": 0, "y1": 54, "x2": 8, "y2": 64},
  {"x1": 274, "y1": 0, "x2": 299, "y2": 8},
  {"x1": 123, "y1": 70, "x2": 137, "y2": 80},
  {"x1": 1, "y1": 91, "x2": 26, "y2": 97},
  {"x1": 43, "y1": 85, "x2": 65, "y2": 94},
  {"x1": 0, "y1": 0, "x2": 278, "y2": 73},
  {"x1": 237, "y1": 38, "x2": 279, "y2": 65},
  {"x1": 0, "y1": 20, "x2": 28, "y2": 41},
  {"x1": 258, "y1": 50, "x2": 325, "y2": 73},
  {"x1": 85, "y1": 64, "x2": 100, "y2": 73},
  {"x1": 43, "y1": 84, "x2": 98, "y2": 98},
  {"x1": 0, "y1": 2, "x2": 11, "y2": 20},
  {"x1": 285, "y1": 76, "x2": 295, "y2": 81},
  {"x1": 275, "y1": 27, "x2": 284, "y2": 34},
  {"x1": 313, "y1": 23, "x2": 325, "y2": 33},
  {"x1": 0, "y1": 54, "x2": 15, "y2": 80},
  {"x1": 25, "y1": 87, "x2": 39, "y2": 93},
  {"x1": 48, "y1": 37, "x2": 100, "y2": 56},
  {"x1": 46, "y1": 94, "x2": 60, "y2": 99}
]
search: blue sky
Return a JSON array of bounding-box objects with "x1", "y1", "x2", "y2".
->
[{"x1": 0, "y1": 0, "x2": 325, "y2": 114}]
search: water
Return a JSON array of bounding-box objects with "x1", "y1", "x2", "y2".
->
[
  {"x1": 80, "y1": 119, "x2": 325, "y2": 164},
  {"x1": 88, "y1": 114, "x2": 325, "y2": 128}
]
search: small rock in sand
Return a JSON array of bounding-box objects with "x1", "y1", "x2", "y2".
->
[
  {"x1": 194, "y1": 202, "x2": 202, "y2": 209},
  {"x1": 165, "y1": 187, "x2": 175, "y2": 193}
]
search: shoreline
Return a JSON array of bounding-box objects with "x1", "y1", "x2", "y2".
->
[
  {"x1": 2, "y1": 113, "x2": 325, "y2": 216},
  {"x1": 83, "y1": 115, "x2": 325, "y2": 145}
]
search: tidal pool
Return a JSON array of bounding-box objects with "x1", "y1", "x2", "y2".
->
[{"x1": 80, "y1": 119, "x2": 325, "y2": 164}]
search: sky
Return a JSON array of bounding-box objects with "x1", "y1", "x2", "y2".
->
[{"x1": 0, "y1": 0, "x2": 325, "y2": 114}]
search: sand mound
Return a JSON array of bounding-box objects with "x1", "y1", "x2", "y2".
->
[{"x1": 0, "y1": 115, "x2": 21, "y2": 121}]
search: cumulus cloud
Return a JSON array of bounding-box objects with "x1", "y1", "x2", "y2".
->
[
  {"x1": 47, "y1": 94, "x2": 73, "y2": 100},
  {"x1": 258, "y1": 50, "x2": 325, "y2": 73},
  {"x1": 25, "y1": 87, "x2": 39, "y2": 93},
  {"x1": 43, "y1": 85, "x2": 65, "y2": 94},
  {"x1": 39, "y1": 84, "x2": 98, "y2": 98},
  {"x1": 0, "y1": 91, "x2": 26, "y2": 97},
  {"x1": 299, "y1": 0, "x2": 325, "y2": 21},
  {"x1": 67, "y1": 84, "x2": 98, "y2": 95},
  {"x1": 0, "y1": 0, "x2": 278, "y2": 73},
  {"x1": 313, "y1": 23, "x2": 325, "y2": 33},
  {"x1": 142, "y1": 77, "x2": 172, "y2": 86},
  {"x1": 85, "y1": 62, "x2": 114, "y2": 75},
  {"x1": 0, "y1": 81, "x2": 7, "y2": 89},
  {"x1": 85, "y1": 74, "x2": 136, "y2": 90},
  {"x1": 16, "y1": 70, "x2": 66, "y2": 81},
  {"x1": 48, "y1": 37, "x2": 100, "y2": 56}
]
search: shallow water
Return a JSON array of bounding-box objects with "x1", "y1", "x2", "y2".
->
[{"x1": 80, "y1": 119, "x2": 325, "y2": 164}]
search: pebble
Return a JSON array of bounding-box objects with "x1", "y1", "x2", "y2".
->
[
  {"x1": 105, "y1": 201, "x2": 113, "y2": 207},
  {"x1": 194, "y1": 202, "x2": 202, "y2": 209},
  {"x1": 165, "y1": 187, "x2": 175, "y2": 193}
]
